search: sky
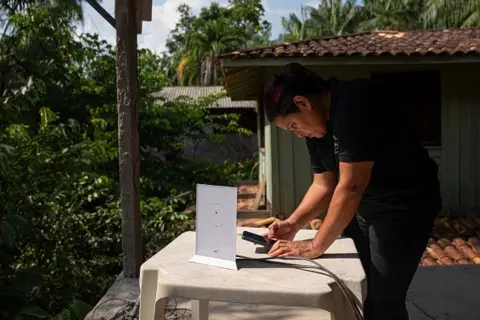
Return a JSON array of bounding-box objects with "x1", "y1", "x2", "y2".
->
[{"x1": 78, "y1": 0, "x2": 316, "y2": 53}]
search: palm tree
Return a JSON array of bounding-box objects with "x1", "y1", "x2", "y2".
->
[
  {"x1": 177, "y1": 18, "x2": 243, "y2": 86},
  {"x1": 307, "y1": 0, "x2": 367, "y2": 36},
  {"x1": 361, "y1": 0, "x2": 426, "y2": 31},
  {"x1": 423, "y1": 0, "x2": 480, "y2": 28},
  {"x1": 279, "y1": 5, "x2": 316, "y2": 41},
  {"x1": 246, "y1": 23, "x2": 272, "y2": 47},
  {"x1": 1, "y1": 0, "x2": 106, "y2": 34},
  {"x1": 1, "y1": 0, "x2": 85, "y2": 21}
]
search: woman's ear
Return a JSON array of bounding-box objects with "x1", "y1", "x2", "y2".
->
[{"x1": 293, "y1": 95, "x2": 312, "y2": 111}]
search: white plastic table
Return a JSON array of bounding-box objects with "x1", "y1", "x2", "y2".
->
[{"x1": 139, "y1": 227, "x2": 366, "y2": 320}]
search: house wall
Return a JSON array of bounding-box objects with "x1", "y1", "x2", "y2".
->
[
  {"x1": 265, "y1": 63, "x2": 480, "y2": 217},
  {"x1": 183, "y1": 133, "x2": 257, "y2": 165},
  {"x1": 441, "y1": 65, "x2": 480, "y2": 216},
  {"x1": 183, "y1": 108, "x2": 258, "y2": 165}
]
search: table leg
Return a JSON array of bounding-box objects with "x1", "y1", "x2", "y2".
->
[
  {"x1": 153, "y1": 298, "x2": 166, "y2": 320},
  {"x1": 191, "y1": 300, "x2": 209, "y2": 320}
]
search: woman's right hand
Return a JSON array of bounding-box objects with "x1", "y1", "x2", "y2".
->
[{"x1": 265, "y1": 219, "x2": 299, "y2": 241}]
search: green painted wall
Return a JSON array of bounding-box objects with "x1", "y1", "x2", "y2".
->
[{"x1": 264, "y1": 63, "x2": 480, "y2": 217}]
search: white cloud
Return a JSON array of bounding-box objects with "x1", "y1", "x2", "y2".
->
[
  {"x1": 78, "y1": 0, "x2": 230, "y2": 53},
  {"x1": 77, "y1": 0, "x2": 116, "y2": 44}
]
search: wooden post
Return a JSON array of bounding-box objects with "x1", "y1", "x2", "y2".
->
[{"x1": 115, "y1": 0, "x2": 143, "y2": 278}]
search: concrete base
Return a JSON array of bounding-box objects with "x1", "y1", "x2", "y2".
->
[{"x1": 85, "y1": 273, "x2": 140, "y2": 320}]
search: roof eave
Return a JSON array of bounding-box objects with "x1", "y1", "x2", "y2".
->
[{"x1": 220, "y1": 55, "x2": 480, "y2": 68}]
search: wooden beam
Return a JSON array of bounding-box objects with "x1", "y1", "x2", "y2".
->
[
  {"x1": 115, "y1": 0, "x2": 143, "y2": 278},
  {"x1": 136, "y1": 0, "x2": 143, "y2": 34},
  {"x1": 142, "y1": 0, "x2": 153, "y2": 21},
  {"x1": 86, "y1": 0, "x2": 116, "y2": 29},
  {"x1": 253, "y1": 176, "x2": 266, "y2": 210}
]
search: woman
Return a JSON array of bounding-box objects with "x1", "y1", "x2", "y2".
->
[{"x1": 261, "y1": 63, "x2": 441, "y2": 320}]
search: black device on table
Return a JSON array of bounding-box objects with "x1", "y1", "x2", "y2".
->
[{"x1": 241, "y1": 231, "x2": 277, "y2": 249}]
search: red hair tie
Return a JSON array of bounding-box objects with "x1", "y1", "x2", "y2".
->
[{"x1": 274, "y1": 85, "x2": 284, "y2": 104}]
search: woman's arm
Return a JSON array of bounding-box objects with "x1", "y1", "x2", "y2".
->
[
  {"x1": 286, "y1": 171, "x2": 337, "y2": 230},
  {"x1": 311, "y1": 161, "x2": 373, "y2": 255}
]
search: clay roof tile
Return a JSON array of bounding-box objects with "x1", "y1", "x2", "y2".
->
[{"x1": 218, "y1": 29, "x2": 480, "y2": 59}]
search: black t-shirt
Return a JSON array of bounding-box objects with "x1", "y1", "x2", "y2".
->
[{"x1": 306, "y1": 78, "x2": 442, "y2": 216}]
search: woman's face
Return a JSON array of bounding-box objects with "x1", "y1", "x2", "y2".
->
[{"x1": 273, "y1": 95, "x2": 328, "y2": 139}]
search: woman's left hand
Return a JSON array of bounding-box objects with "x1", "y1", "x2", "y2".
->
[{"x1": 268, "y1": 240, "x2": 322, "y2": 259}]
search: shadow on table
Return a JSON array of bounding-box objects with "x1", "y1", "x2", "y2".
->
[
  {"x1": 249, "y1": 246, "x2": 359, "y2": 260},
  {"x1": 236, "y1": 252, "x2": 358, "y2": 274}
]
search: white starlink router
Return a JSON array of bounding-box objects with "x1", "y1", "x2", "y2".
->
[{"x1": 189, "y1": 183, "x2": 238, "y2": 270}]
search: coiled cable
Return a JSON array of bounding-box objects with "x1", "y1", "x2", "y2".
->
[{"x1": 236, "y1": 254, "x2": 364, "y2": 320}]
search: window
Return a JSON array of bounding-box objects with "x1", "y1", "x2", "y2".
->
[{"x1": 371, "y1": 70, "x2": 442, "y2": 146}]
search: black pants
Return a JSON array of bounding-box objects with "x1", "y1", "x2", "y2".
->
[{"x1": 343, "y1": 211, "x2": 437, "y2": 320}]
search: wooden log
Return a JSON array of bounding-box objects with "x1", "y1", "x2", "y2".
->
[
  {"x1": 237, "y1": 218, "x2": 262, "y2": 227},
  {"x1": 309, "y1": 219, "x2": 322, "y2": 230},
  {"x1": 253, "y1": 176, "x2": 266, "y2": 210},
  {"x1": 253, "y1": 217, "x2": 276, "y2": 227}
]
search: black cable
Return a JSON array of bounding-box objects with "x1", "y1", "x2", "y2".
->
[
  {"x1": 164, "y1": 297, "x2": 192, "y2": 320},
  {"x1": 236, "y1": 254, "x2": 364, "y2": 320}
]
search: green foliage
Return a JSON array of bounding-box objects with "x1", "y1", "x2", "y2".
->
[
  {"x1": 278, "y1": 0, "x2": 480, "y2": 41},
  {"x1": 9, "y1": 0, "x2": 478, "y2": 318},
  {"x1": 220, "y1": 154, "x2": 259, "y2": 182},
  {"x1": 164, "y1": 0, "x2": 270, "y2": 85},
  {"x1": 1, "y1": 4, "x2": 256, "y2": 320},
  {"x1": 52, "y1": 300, "x2": 94, "y2": 320}
]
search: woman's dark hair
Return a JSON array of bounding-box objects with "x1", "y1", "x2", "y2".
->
[{"x1": 260, "y1": 63, "x2": 327, "y2": 122}]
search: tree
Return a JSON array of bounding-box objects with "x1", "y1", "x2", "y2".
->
[
  {"x1": 183, "y1": 16, "x2": 241, "y2": 85},
  {"x1": 165, "y1": 4, "x2": 195, "y2": 55},
  {"x1": 166, "y1": 0, "x2": 270, "y2": 86},
  {"x1": 279, "y1": 6, "x2": 315, "y2": 41},
  {"x1": 1, "y1": 3, "x2": 253, "y2": 318},
  {"x1": 0, "y1": 0, "x2": 86, "y2": 29},
  {"x1": 228, "y1": 0, "x2": 271, "y2": 47},
  {"x1": 247, "y1": 22, "x2": 272, "y2": 46},
  {"x1": 361, "y1": 0, "x2": 425, "y2": 31},
  {"x1": 307, "y1": 0, "x2": 367, "y2": 36},
  {"x1": 423, "y1": 0, "x2": 480, "y2": 28}
]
